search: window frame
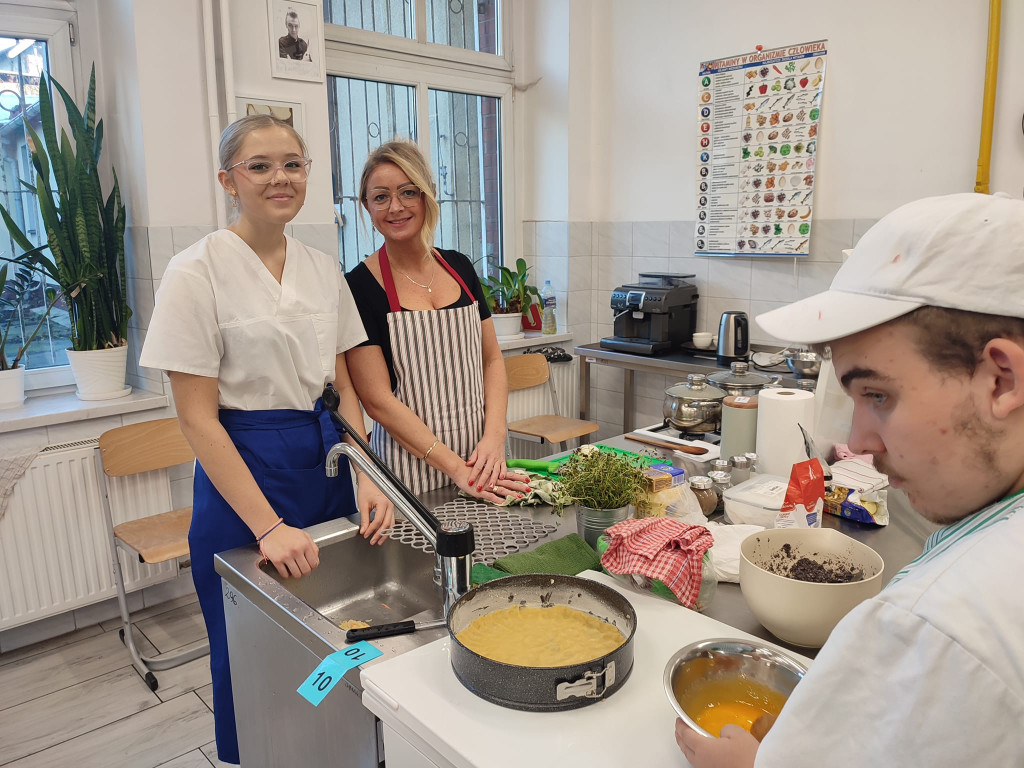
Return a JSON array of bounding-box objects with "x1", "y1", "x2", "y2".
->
[
  {"x1": 0, "y1": 6, "x2": 78, "y2": 391},
  {"x1": 323, "y1": 3, "x2": 517, "y2": 272}
]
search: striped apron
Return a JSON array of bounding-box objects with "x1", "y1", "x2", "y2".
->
[{"x1": 371, "y1": 245, "x2": 486, "y2": 494}]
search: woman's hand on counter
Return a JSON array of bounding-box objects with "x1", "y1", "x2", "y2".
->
[
  {"x1": 356, "y1": 475, "x2": 395, "y2": 546},
  {"x1": 465, "y1": 433, "x2": 512, "y2": 491},
  {"x1": 260, "y1": 524, "x2": 320, "y2": 579},
  {"x1": 675, "y1": 719, "x2": 758, "y2": 768},
  {"x1": 453, "y1": 462, "x2": 531, "y2": 505}
]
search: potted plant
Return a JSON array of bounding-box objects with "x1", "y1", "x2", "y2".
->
[
  {"x1": 556, "y1": 444, "x2": 649, "y2": 548},
  {"x1": 0, "y1": 251, "x2": 63, "y2": 408},
  {"x1": 0, "y1": 64, "x2": 132, "y2": 400},
  {"x1": 481, "y1": 257, "x2": 540, "y2": 338}
]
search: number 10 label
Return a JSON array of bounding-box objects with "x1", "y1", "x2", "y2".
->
[{"x1": 297, "y1": 641, "x2": 383, "y2": 706}]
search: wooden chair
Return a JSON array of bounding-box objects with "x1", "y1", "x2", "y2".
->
[
  {"x1": 97, "y1": 417, "x2": 209, "y2": 691},
  {"x1": 505, "y1": 353, "x2": 599, "y2": 453}
]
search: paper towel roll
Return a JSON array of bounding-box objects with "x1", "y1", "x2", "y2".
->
[
  {"x1": 755, "y1": 388, "x2": 816, "y2": 478},
  {"x1": 720, "y1": 395, "x2": 758, "y2": 460}
]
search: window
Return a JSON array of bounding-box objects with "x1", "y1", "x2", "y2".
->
[
  {"x1": 0, "y1": 12, "x2": 75, "y2": 389},
  {"x1": 324, "y1": 0, "x2": 513, "y2": 276}
]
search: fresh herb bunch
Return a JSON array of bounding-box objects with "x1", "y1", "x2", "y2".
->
[{"x1": 557, "y1": 445, "x2": 648, "y2": 512}]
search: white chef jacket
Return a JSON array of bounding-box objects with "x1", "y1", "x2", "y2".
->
[
  {"x1": 755, "y1": 492, "x2": 1024, "y2": 767},
  {"x1": 140, "y1": 230, "x2": 367, "y2": 411}
]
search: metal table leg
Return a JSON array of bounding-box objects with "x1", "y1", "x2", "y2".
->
[
  {"x1": 579, "y1": 355, "x2": 590, "y2": 420},
  {"x1": 623, "y1": 369, "x2": 634, "y2": 433}
]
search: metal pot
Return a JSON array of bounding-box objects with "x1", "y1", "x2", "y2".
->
[
  {"x1": 708, "y1": 361, "x2": 782, "y2": 396},
  {"x1": 663, "y1": 373, "x2": 728, "y2": 434},
  {"x1": 447, "y1": 573, "x2": 637, "y2": 711}
]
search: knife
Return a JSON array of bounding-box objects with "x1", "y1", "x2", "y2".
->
[{"x1": 346, "y1": 618, "x2": 447, "y2": 643}]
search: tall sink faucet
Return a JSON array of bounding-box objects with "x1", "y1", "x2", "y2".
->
[{"x1": 326, "y1": 442, "x2": 474, "y2": 616}]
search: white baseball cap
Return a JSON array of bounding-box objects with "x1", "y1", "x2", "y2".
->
[{"x1": 755, "y1": 192, "x2": 1024, "y2": 344}]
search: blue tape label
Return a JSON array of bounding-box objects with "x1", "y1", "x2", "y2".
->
[{"x1": 297, "y1": 641, "x2": 383, "y2": 706}]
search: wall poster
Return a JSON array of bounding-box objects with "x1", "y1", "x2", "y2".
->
[{"x1": 695, "y1": 40, "x2": 827, "y2": 258}]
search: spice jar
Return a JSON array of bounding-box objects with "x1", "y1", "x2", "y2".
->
[
  {"x1": 730, "y1": 455, "x2": 752, "y2": 484},
  {"x1": 744, "y1": 451, "x2": 760, "y2": 474},
  {"x1": 688, "y1": 476, "x2": 718, "y2": 518},
  {"x1": 711, "y1": 458, "x2": 732, "y2": 475},
  {"x1": 708, "y1": 470, "x2": 733, "y2": 514}
]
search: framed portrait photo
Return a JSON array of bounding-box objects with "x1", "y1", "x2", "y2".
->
[
  {"x1": 268, "y1": 0, "x2": 324, "y2": 82},
  {"x1": 235, "y1": 96, "x2": 305, "y2": 137}
]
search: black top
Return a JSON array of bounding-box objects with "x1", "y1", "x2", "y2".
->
[{"x1": 345, "y1": 249, "x2": 491, "y2": 391}]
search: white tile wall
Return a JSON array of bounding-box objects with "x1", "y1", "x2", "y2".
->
[{"x1": 525, "y1": 217, "x2": 871, "y2": 430}]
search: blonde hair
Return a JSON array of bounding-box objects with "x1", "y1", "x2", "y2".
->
[
  {"x1": 358, "y1": 139, "x2": 439, "y2": 257},
  {"x1": 218, "y1": 114, "x2": 307, "y2": 170}
]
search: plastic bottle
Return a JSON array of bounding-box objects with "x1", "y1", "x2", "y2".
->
[{"x1": 540, "y1": 280, "x2": 557, "y2": 334}]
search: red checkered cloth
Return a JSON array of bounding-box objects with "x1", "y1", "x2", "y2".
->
[{"x1": 600, "y1": 518, "x2": 714, "y2": 609}]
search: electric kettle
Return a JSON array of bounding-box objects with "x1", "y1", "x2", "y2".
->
[{"x1": 716, "y1": 311, "x2": 749, "y2": 366}]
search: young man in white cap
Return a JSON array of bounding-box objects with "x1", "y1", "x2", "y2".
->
[{"x1": 676, "y1": 192, "x2": 1024, "y2": 767}]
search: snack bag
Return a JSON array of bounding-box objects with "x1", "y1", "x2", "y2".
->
[
  {"x1": 774, "y1": 458, "x2": 825, "y2": 528},
  {"x1": 824, "y1": 485, "x2": 890, "y2": 526}
]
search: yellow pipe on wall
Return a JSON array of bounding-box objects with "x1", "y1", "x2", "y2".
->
[{"x1": 975, "y1": 0, "x2": 1001, "y2": 194}]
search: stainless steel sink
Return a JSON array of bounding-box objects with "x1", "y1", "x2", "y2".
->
[
  {"x1": 215, "y1": 516, "x2": 449, "y2": 768},
  {"x1": 258, "y1": 519, "x2": 441, "y2": 630}
]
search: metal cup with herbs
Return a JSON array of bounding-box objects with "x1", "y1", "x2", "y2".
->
[{"x1": 557, "y1": 445, "x2": 649, "y2": 549}]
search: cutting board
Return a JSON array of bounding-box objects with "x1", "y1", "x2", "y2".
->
[{"x1": 361, "y1": 572, "x2": 811, "y2": 768}]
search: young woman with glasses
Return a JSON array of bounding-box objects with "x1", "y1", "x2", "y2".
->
[
  {"x1": 345, "y1": 140, "x2": 531, "y2": 502},
  {"x1": 140, "y1": 115, "x2": 393, "y2": 765}
]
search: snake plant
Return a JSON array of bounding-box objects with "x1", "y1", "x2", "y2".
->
[{"x1": 0, "y1": 63, "x2": 131, "y2": 352}]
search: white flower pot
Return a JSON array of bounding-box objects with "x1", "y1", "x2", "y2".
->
[
  {"x1": 0, "y1": 366, "x2": 26, "y2": 409},
  {"x1": 66, "y1": 345, "x2": 132, "y2": 401},
  {"x1": 492, "y1": 312, "x2": 524, "y2": 338}
]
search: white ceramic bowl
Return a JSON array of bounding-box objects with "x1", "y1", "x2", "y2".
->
[
  {"x1": 692, "y1": 332, "x2": 714, "y2": 349},
  {"x1": 739, "y1": 528, "x2": 884, "y2": 648}
]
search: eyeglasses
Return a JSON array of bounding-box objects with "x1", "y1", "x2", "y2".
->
[
  {"x1": 227, "y1": 157, "x2": 312, "y2": 184},
  {"x1": 366, "y1": 186, "x2": 422, "y2": 210}
]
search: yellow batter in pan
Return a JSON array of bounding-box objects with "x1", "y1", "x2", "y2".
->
[{"x1": 456, "y1": 605, "x2": 625, "y2": 667}]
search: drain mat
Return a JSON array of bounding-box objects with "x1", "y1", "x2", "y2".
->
[{"x1": 385, "y1": 498, "x2": 559, "y2": 565}]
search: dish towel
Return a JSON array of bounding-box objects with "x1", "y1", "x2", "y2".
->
[
  {"x1": 0, "y1": 449, "x2": 40, "y2": 523},
  {"x1": 491, "y1": 533, "x2": 600, "y2": 576},
  {"x1": 600, "y1": 518, "x2": 714, "y2": 608}
]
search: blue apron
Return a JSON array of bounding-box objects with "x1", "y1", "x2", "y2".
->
[{"x1": 189, "y1": 397, "x2": 355, "y2": 765}]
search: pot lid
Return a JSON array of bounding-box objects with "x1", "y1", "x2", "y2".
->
[
  {"x1": 665, "y1": 373, "x2": 728, "y2": 402},
  {"x1": 708, "y1": 361, "x2": 775, "y2": 388}
]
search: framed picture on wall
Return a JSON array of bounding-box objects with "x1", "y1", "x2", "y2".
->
[
  {"x1": 235, "y1": 95, "x2": 305, "y2": 137},
  {"x1": 268, "y1": 0, "x2": 324, "y2": 82}
]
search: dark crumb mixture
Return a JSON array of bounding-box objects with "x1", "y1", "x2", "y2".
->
[{"x1": 765, "y1": 541, "x2": 863, "y2": 583}]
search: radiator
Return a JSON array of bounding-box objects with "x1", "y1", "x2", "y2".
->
[
  {"x1": 0, "y1": 439, "x2": 179, "y2": 631},
  {"x1": 505, "y1": 356, "x2": 580, "y2": 459}
]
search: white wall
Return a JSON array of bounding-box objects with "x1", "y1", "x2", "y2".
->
[
  {"x1": 521, "y1": 0, "x2": 1024, "y2": 223},
  {"x1": 77, "y1": 0, "x2": 334, "y2": 229}
]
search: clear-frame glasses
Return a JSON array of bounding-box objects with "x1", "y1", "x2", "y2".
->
[
  {"x1": 227, "y1": 157, "x2": 312, "y2": 184},
  {"x1": 366, "y1": 185, "x2": 422, "y2": 210}
]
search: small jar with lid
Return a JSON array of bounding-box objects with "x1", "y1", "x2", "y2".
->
[
  {"x1": 710, "y1": 458, "x2": 732, "y2": 475},
  {"x1": 729, "y1": 454, "x2": 752, "y2": 484},
  {"x1": 688, "y1": 476, "x2": 718, "y2": 518},
  {"x1": 708, "y1": 470, "x2": 732, "y2": 514},
  {"x1": 744, "y1": 451, "x2": 760, "y2": 474}
]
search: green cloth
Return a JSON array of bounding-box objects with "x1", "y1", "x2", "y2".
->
[
  {"x1": 470, "y1": 563, "x2": 509, "y2": 586},
  {"x1": 492, "y1": 534, "x2": 601, "y2": 576}
]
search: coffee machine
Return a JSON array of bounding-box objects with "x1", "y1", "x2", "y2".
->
[{"x1": 600, "y1": 273, "x2": 699, "y2": 355}]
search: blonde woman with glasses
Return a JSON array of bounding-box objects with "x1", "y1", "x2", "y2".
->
[
  {"x1": 345, "y1": 139, "x2": 531, "y2": 503},
  {"x1": 140, "y1": 115, "x2": 392, "y2": 765}
]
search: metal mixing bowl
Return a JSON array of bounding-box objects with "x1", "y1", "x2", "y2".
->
[
  {"x1": 663, "y1": 638, "x2": 806, "y2": 739},
  {"x1": 784, "y1": 350, "x2": 821, "y2": 377}
]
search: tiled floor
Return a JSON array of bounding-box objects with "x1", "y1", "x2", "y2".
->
[{"x1": 0, "y1": 595, "x2": 233, "y2": 767}]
